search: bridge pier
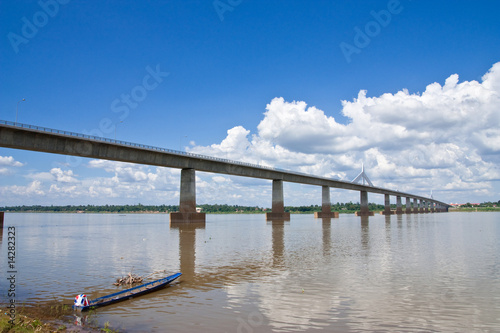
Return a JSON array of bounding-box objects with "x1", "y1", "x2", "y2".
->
[
  {"x1": 315, "y1": 186, "x2": 339, "y2": 218},
  {"x1": 0, "y1": 211, "x2": 3, "y2": 228},
  {"x1": 396, "y1": 196, "x2": 403, "y2": 214},
  {"x1": 170, "y1": 168, "x2": 206, "y2": 223},
  {"x1": 413, "y1": 198, "x2": 419, "y2": 213},
  {"x1": 356, "y1": 191, "x2": 374, "y2": 216},
  {"x1": 424, "y1": 201, "x2": 429, "y2": 213},
  {"x1": 405, "y1": 197, "x2": 412, "y2": 214},
  {"x1": 266, "y1": 179, "x2": 290, "y2": 221},
  {"x1": 381, "y1": 194, "x2": 394, "y2": 215}
]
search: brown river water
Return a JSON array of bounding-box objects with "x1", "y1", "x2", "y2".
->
[{"x1": 1, "y1": 212, "x2": 499, "y2": 332}]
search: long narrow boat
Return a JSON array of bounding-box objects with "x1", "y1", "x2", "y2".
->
[{"x1": 73, "y1": 272, "x2": 181, "y2": 311}]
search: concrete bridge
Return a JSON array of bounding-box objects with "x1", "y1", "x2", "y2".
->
[{"x1": 0, "y1": 121, "x2": 450, "y2": 223}]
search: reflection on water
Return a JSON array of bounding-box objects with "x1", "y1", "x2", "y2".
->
[
  {"x1": 322, "y1": 218, "x2": 331, "y2": 256},
  {"x1": 171, "y1": 222, "x2": 205, "y2": 281},
  {"x1": 1, "y1": 212, "x2": 500, "y2": 332},
  {"x1": 269, "y1": 220, "x2": 286, "y2": 268}
]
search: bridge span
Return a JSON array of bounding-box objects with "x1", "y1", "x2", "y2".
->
[{"x1": 0, "y1": 121, "x2": 449, "y2": 222}]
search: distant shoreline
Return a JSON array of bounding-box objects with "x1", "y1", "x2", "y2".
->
[
  {"x1": 3, "y1": 208, "x2": 500, "y2": 214},
  {"x1": 0, "y1": 203, "x2": 385, "y2": 215},
  {"x1": 2, "y1": 210, "x2": 361, "y2": 215},
  {"x1": 1, "y1": 204, "x2": 498, "y2": 215}
]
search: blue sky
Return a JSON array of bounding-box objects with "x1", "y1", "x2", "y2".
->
[{"x1": 1, "y1": 0, "x2": 500, "y2": 207}]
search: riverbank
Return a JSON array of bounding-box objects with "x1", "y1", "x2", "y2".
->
[{"x1": 0, "y1": 304, "x2": 117, "y2": 333}]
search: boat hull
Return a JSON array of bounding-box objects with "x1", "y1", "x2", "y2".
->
[{"x1": 74, "y1": 272, "x2": 181, "y2": 311}]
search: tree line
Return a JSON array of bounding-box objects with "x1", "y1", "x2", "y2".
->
[{"x1": 0, "y1": 202, "x2": 387, "y2": 214}]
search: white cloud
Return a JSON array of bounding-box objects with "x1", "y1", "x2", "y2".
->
[
  {"x1": 51, "y1": 168, "x2": 78, "y2": 183},
  {"x1": 0, "y1": 156, "x2": 24, "y2": 167},
  {"x1": 0, "y1": 156, "x2": 25, "y2": 175},
  {"x1": 49, "y1": 184, "x2": 78, "y2": 194},
  {"x1": 1, "y1": 180, "x2": 45, "y2": 197},
  {"x1": 89, "y1": 160, "x2": 158, "y2": 183},
  {"x1": 83, "y1": 160, "x2": 183, "y2": 202},
  {"x1": 29, "y1": 168, "x2": 78, "y2": 183}
]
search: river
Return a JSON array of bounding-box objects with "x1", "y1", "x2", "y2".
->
[{"x1": 1, "y1": 212, "x2": 499, "y2": 332}]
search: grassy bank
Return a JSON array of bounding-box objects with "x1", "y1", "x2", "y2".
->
[
  {"x1": 0, "y1": 308, "x2": 68, "y2": 333},
  {"x1": 0, "y1": 304, "x2": 118, "y2": 333}
]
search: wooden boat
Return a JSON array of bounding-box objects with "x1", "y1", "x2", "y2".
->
[{"x1": 73, "y1": 272, "x2": 181, "y2": 311}]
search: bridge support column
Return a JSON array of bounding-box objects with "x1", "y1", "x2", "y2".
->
[
  {"x1": 170, "y1": 168, "x2": 206, "y2": 223},
  {"x1": 419, "y1": 199, "x2": 424, "y2": 213},
  {"x1": 430, "y1": 202, "x2": 435, "y2": 213},
  {"x1": 424, "y1": 201, "x2": 429, "y2": 213},
  {"x1": 314, "y1": 186, "x2": 339, "y2": 218},
  {"x1": 266, "y1": 179, "x2": 290, "y2": 220},
  {"x1": 405, "y1": 197, "x2": 412, "y2": 214},
  {"x1": 413, "y1": 198, "x2": 419, "y2": 213},
  {"x1": 381, "y1": 194, "x2": 394, "y2": 215},
  {"x1": 396, "y1": 196, "x2": 403, "y2": 214},
  {"x1": 0, "y1": 211, "x2": 4, "y2": 228},
  {"x1": 356, "y1": 191, "x2": 374, "y2": 216}
]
